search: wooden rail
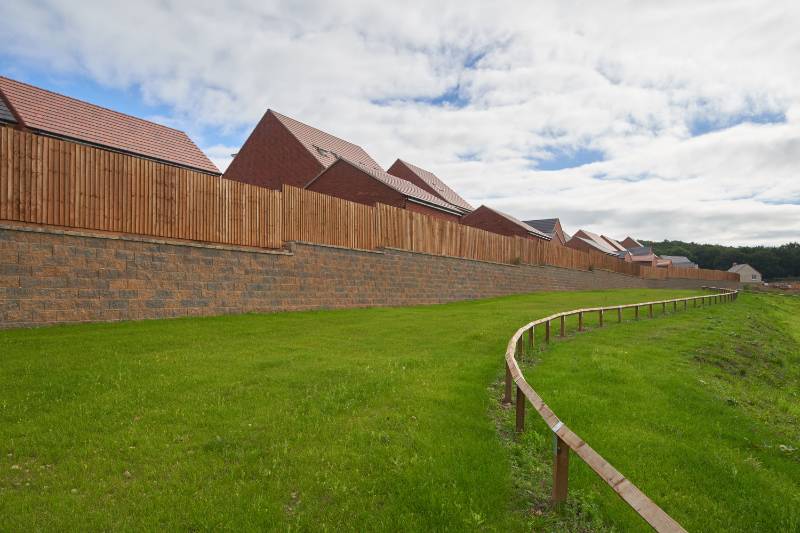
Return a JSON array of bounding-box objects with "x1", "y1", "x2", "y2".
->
[{"x1": 502, "y1": 286, "x2": 739, "y2": 532}]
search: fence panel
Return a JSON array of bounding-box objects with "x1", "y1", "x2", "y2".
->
[
  {"x1": 0, "y1": 126, "x2": 283, "y2": 248},
  {"x1": 281, "y1": 185, "x2": 377, "y2": 250}
]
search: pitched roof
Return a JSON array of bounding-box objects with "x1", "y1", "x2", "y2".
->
[
  {"x1": 0, "y1": 76, "x2": 218, "y2": 174},
  {"x1": 389, "y1": 159, "x2": 473, "y2": 212},
  {"x1": 572, "y1": 229, "x2": 618, "y2": 254},
  {"x1": 728, "y1": 263, "x2": 760, "y2": 274},
  {"x1": 314, "y1": 158, "x2": 463, "y2": 215},
  {"x1": 523, "y1": 218, "x2": 559, "y2": 236},
  {"x1": 481, "y1": 206, "x2": 551, "y2": 239},
  {"x1": 271, "y1": 110, "x2": 382, "y2": 171},
  {"x1": 601, "y1": 235, "x2": 627, "y2": 252}
]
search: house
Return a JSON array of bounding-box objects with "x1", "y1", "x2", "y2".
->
[
  {"x1": 461, "y1": 206, "x2": 551, "y2": 240},
  {"x1": 728, "y1": 263, "x2": 762, "y2": 283},
  {"x1": 305, "y1": 158, "x2": 464, "y2": 222},
  {"x1": 224, "y1": 109, "x2": 382, "y2": 190},
  {"x1": 566, "y1": 229, "x2": 619, "y2": 255},
  {"x1": 621, "y1": 236, "x2": 644, "y2": 249},
  {"x1": 661, "y1": 255, "x2": 698, "y2": 269},
  {"x1": 387, "y1": 159, "x2": 473, "y2": 214},
  {"x1": 626, "y1": 246, "x2": 659, "y2": 267},
  {"x1": 0, "y1": 76, "x2": 219, "y2": 174},
  {"x1": 523, "y1": 218, "x2": 568, "y2": 245}
]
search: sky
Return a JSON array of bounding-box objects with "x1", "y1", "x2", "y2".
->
[{"x1": 2, "y1": 0, "x2": 799, "y2": 246}]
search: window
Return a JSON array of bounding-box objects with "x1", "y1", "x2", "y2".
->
[{"x1": 752, "y1": 274, "x2": 757, "y2": 280}]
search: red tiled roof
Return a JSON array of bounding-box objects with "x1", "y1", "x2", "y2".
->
[
  {"x1": 571, "y1": 229, "x2": 618, "y2": 254},
  {"x1": 271, "y1": 110, "x2": 382, "y2": 171},
  {"x1": 389, "y1": 159, "x2": 473, "y2": 212},
  {"x1": 0, "y1": 76, "x2": 219, "y2": 174},
  {"x1": 481, "y1": 206, "x2": 551, "y2": 239},
  {"x1": 320, "y1": 158, "x2": 464, "y2": 214},
  {"x1": 601, "y1": 235, "x2": 627, "y2": 252}
]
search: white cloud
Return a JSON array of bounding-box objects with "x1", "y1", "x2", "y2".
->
[{"x1": 2, "y1": 0, "x2": 799, "y2": 245}]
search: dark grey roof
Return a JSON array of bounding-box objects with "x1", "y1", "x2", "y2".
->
[
  {"x1": 661, "y1": 255, "x2": 696, "y2": 266},
  {"x1": 523, "y1": 218, "x2": 558, "y2": 236},
  {"x1": 627, "y1": 246, "x2": 653, "y2": 256},
  {"x1": 0, "y1": 96, "x2": 16, "y2": 123}
]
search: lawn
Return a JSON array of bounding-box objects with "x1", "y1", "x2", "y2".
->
[
  {"x1": 1, "y1": 289, "x2": 798, "y2": 531},
  {"x1": 499, "y1": 290, "x2": 800, "y2": 532}
]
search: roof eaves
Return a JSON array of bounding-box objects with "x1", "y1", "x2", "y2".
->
[{"x1": 405, "y1": 197, "x2": 465, "y2": 216}]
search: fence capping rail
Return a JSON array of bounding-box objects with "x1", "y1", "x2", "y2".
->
[{"x1": 503, "y1": 286, "x2": 738, "y2": 533}]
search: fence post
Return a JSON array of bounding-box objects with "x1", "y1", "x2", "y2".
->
[
  {"x1": 635, "y1": 305, "x2": 640, "y2": 320},
  {"x1": 578, "y1": 312, "x2": 584, "y2": 332},
  {"x1": 545, "y1": 320, "x2": 551, "y2": 344},
  {"x1": 662, "y1": 302, "x2": 666, "y2": 314},
  {"x1": 684, "y1": 300, "x2": 688, "y2": 310},
  {"x1": 674, "y1": 301, "x2": 677, "y2": 312},
  {"x1": 648, "y1": 304, "x2": 653, "y2": 318},
  {"x1": 503, "y1": 364, "x2": 512, "y2": 405},
  {"x1": 560, "y1": 315, "x2": 565, "y2": 337},
  {"x1": 599, "y1": 309, "x2": 604, "y2": 327},
  {"x1": 552, "y1": 433, "x2": 569, "y2": 504},
  {"x1": 528, "y1": 327, "x2": 534, "y2": 353},
  {"x1": 617, "y1": 307, "x2": 622, "y2": 322},
  {"x1": 516, "y1": 386, "x2": 525, "y2": 433}
]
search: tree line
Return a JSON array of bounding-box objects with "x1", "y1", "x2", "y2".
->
[{"x1": 642, "y1": 240, "x2": 800, "y2": 281}]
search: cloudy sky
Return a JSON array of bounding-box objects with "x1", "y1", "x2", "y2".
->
[{"x1": 2, "y1": 0, "x2": 799, "y2": 246}]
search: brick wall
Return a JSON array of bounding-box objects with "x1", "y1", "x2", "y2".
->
[
  {"x1": 222, "y1": 111, "x2": 323, "y2": 190},
  {"x1": 0, "y1": 224, "x2": 739, "y2": 328}
]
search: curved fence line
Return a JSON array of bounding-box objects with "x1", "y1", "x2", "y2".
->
[{"x1": 502, "y1": 286, "x2": 739, "y2": 533}]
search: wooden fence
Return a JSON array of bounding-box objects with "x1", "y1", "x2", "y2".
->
[
  {"x1": 0, "y1": 127, "x2": 282, "y2": 248},
  {"x1": 503, "y1": 286, "x2": 739, "y2": 532},
  {"x1": 0, "y1": 126, "x2": 738, "y2": 282},
  {"x1": 283, "y1": 185, "x2": 377, "y2": 249}
]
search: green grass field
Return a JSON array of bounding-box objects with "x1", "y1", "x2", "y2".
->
[{"x1": 1, "y1": 289, "x2": 798, "y2": 531}]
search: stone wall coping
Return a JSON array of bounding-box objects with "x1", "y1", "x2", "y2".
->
[
  {"x1": 288, "y1": 240, "x2": 385, "y2": 255},
  {"x1": 0, "y1": 222, "x2": 294, "y2": 256}
]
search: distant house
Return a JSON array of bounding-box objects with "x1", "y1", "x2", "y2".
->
[
  {"x1": 626, "y1": 245, "x2": 659, "y2": 267},
  {"x1": 224, "y1": 109, "x2": 382, "y2": 190},
  {"x1": 0, "y1": 76, "x2": 218, "y2": 174},
  {"x1": 462, "y1": 206, "x2": 551, "y2": 240},
  {"x1": 728, "y1": 263, "x2": 762, "y2": 283},
  {"x1": 566, "y1": 230, "x2": 619, "y2": 255},
  {"x1": 621, "y1": 236, "x2": 644, "y2": 249},
  {"x1": 306, "y1": 158, "x2": 463, "y2": 222},
  {"x1": 523, "y1": 218, "x2": 568, "y2": 245},
  {"x1": 387, "y1": 159, "x2": 473, "y2": 214},
  {"x1": 661, "y1": 255, "x2": 698, "y2": 269}
]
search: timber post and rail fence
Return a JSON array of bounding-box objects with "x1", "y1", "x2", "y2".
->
[
  {"x1": 502, "y1": 286, "x2": 739, "y2": 533},
  {"x1": 0, "y1": 125, "x2": 739, "y2": 284}
]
